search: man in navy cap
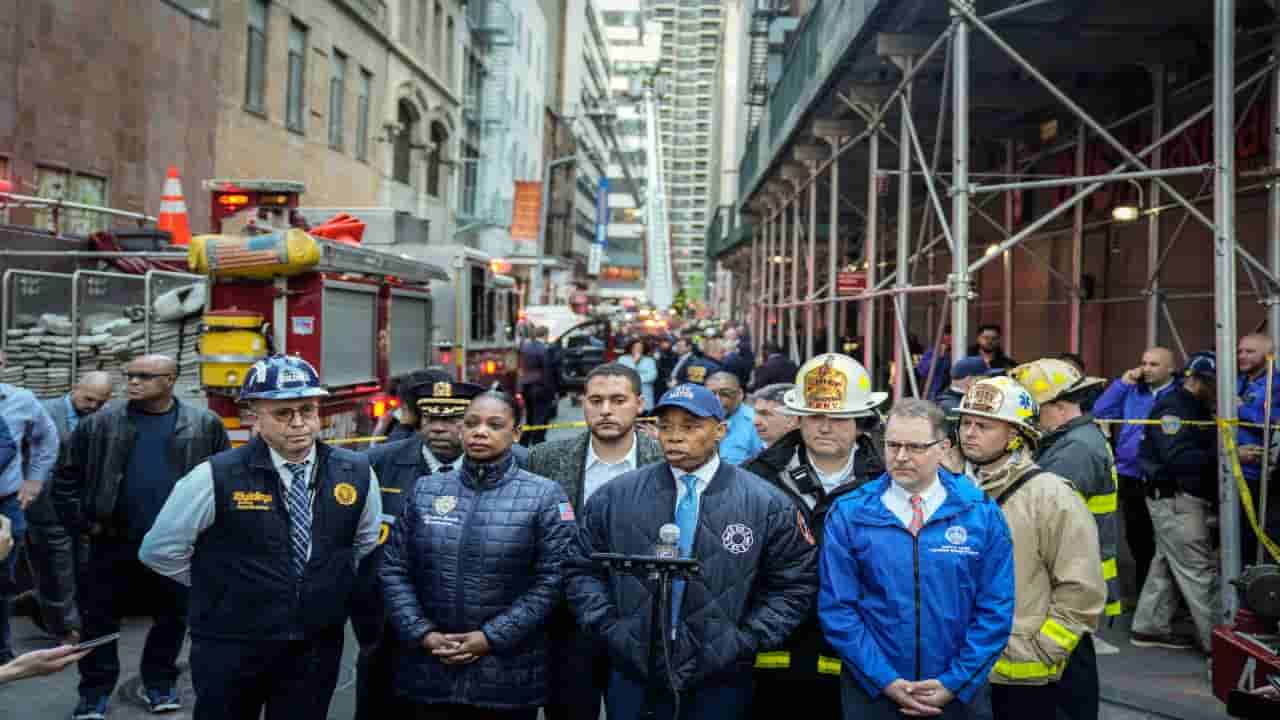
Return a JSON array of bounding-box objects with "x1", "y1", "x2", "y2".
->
[{"x1": 566, "y1": 383, "x2": 817, "y2": 720}]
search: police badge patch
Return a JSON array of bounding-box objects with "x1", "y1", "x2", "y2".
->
[{"x1": 433, "y1": 495, "x2": 458, "y2": 516}]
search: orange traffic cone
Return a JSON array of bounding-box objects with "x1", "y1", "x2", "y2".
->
[{"x1": 157, "y1": 166, "x2": 192, "y2": 246}]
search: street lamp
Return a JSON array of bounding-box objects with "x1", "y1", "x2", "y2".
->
[{"x1": 1111, "y1": 178, "x2": 1145, "y2": 222}]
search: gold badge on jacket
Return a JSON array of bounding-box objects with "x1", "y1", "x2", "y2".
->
[
  {"x1": 334, "y1": 482, "x2": 359, "y2": 506},
  {"x1": 433, "y1": 495, "x2": 458, "y2": 516}
]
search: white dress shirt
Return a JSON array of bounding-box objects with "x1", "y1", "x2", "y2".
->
[
  {"x1": 138, "y1": 443, "x2": 383, "y2": 586},
  {"x1": 421, "y1": 444, "x2": 462, "y2": 474},
  {"x1": 881, "y1": 473, "x2": 948, "y2": 531},
  {"x1": 672, "y1": 453, "x2": 720, "y2": 509},
  {"x1": 583, "y1": 433, "x2": 639, "y2": 503}
]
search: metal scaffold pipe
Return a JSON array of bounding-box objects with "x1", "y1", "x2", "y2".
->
[
  {"x1": 1213, "y1": 0, "x2": 1242, "y2": 620},
  {"x1": 949, "y1": 7, "x2": 971, "y2": 363},
  {"x1": 864, "y1": 131, "x2": 880, "y2": 374}
]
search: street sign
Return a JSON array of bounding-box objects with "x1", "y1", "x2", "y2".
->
[{"x1": 837, "y1": 270, "x2": 867, "y2": 296}]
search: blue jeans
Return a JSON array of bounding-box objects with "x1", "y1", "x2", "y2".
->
[{"x1": 0, "y1": 493, "x2": 28, "y2": 658}]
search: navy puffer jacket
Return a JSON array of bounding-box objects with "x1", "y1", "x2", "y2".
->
[{"x1": 379, "y1": 452, "x2": 574, "y2": 709}]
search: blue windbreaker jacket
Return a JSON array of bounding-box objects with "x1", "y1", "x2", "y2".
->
[
  {"x1": 1092, "y1": 378, "x2": 1179, "y2": 478},
  {"x1": 818, "y1": 470, "x2": 1016, "y2": 703}
]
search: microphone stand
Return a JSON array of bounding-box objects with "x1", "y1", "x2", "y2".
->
[{"x1": 591, "y1": 552, "x2": 701, "y2": 720}]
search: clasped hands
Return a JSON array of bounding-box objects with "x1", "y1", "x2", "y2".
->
[
  {"x1": 422, "y1": 631, "x2": 491, "y2": 665},
  {"x1": 883, "y1": 678, "x2": 955, "y2": 716}
]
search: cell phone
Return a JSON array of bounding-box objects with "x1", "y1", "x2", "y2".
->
[{"x1": 72, "y1": 633, "x2": 121, "y2": 652}]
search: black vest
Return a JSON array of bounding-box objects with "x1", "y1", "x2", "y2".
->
[{"x1": 190, "y1": 438, "x2": 369, "y2": 641}]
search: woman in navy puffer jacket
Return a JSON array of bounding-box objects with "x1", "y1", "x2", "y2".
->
[{"x1": 379, "y1": 392, "x2": 575, "y2": 719}]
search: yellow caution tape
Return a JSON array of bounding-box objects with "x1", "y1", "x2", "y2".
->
[
  {"x1": 1217, "y1": 422, "x2": 1280, "y2": 563},
  {"x1": 1094, "y1": 417, "x2": 1276, "y2": 430}
]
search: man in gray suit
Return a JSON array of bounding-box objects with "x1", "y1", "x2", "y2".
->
[
  {"x1": 29, "y1": 372, "x2": 113, "y2": 644},
  {"x1": 529, "y1": 362, "x2": 665, "y2": 720}
]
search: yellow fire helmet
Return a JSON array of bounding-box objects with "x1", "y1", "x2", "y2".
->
[
  {"x1": 1009, "y1": 357, "x2": 1107, "y2": 407},
  {"x1": 781, "y1": 353, "x2": 887, "y2": 418},
  {"x1": 954, "y1": 375, "x2": 1042, "y2": 443}
]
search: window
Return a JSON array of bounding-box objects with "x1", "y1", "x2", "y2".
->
[
  {"x1": 356, "y1": 69, "x2": 372, "y2": 161},
  {"x1": 427, "y1": 122, "x2": 448, "y2": 197},
  {"x1": 394, "y1": 101, "x2": 419, "y2": 185},
  {"x1": 445, "y1": 16, "x2": 455, "y2": 88},
  {"x1": 245, "y1": 0, "x2": 268, "y2": 112},
  {"x1": 434, "y1": 3, "x2": 444, "y2": 73},
  {"x1": 286, "y1": 21, "x2": 308, "y2": 132},
  {"x1": 328, "y1": 50, "x2": 347, "y2": 150},
  {"x1": 34, "y1": 167, "x2": 108, "y2": 235},
  {"x1": 416, "y1": 0, "x2": 427, "y2": 58},
  {"x1": 461, "y1": 142, "x2": 479, "y2": 215}
]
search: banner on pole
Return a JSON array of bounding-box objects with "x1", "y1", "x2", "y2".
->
[
  {"x1": 510, "y1": 181, "x2": 541, "y2": 244},
  {"x1": 588, "y1": 177, "x2": 609, "y2": 276}
]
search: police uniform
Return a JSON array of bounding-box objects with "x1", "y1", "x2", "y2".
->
[
  {"x1": 139, "y1": 356, "x2": 383, "y2": 720},
  {"x1": 353, "y1": 380, "x2": 481, "y2": 720},
  {"x1": 675, "y1": 355, "x2": 724, "y2": 385}
]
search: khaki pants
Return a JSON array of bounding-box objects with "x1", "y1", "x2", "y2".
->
[{"x1": 1131, "y1": 493, "x2": 1219, "y2": 652}]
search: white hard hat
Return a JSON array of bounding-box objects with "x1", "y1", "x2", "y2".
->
[
  {"x1": 953, "y1": 375, "x2": 1042, "y2": 443},
  {"x1": 781, "y1": 353, "x2": 886, "y2": 419}
]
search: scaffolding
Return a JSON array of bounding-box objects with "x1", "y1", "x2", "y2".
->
[{"x1": 725, "y1": 0, "x2": 1276, "y2": 618}]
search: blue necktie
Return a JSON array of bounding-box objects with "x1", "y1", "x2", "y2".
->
[
  {"x1": 670, "y1": 474, "x2": 698, "y2": 634},
  {"x1": 284, "y1": 462, "x2": 312, "y2": 580}
]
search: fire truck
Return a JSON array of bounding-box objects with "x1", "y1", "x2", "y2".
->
[{"x1": 196, "y1": 180, "x2": 519, "y2": 442}]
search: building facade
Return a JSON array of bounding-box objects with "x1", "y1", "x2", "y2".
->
[
  {"x1": 650, "y1": 0, "x2": 724, "y2": 297},
  {"x1": 598, "y1": 0, "x2": 661, "y2": 303},
  {"x1": 0, "y1": 0, "x2": 219, "y2": 235}
]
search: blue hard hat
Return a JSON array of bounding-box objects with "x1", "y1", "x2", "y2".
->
[
  {"x1": 1181, "y1": 352, "x2": 1216, "y2": 381},
  {"x1": 239, "y1": 355, "x2": 330, "y2": 402}
]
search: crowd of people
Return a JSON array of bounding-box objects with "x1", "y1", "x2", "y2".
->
[{"x1": 0, "y1": 321, "x2": 1276, "y2": 720}]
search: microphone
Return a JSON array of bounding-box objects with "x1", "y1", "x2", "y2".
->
[{"x1": 655, "y1": 523, "x2": 680, "y2": 559}]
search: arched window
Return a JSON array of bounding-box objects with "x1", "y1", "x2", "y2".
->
[
  {"x1": 394, "y1": 100, "x2": 420, "y2": 185},
  {"x1": 427, "y1": 121, "x2": 449, "y2": 197}
]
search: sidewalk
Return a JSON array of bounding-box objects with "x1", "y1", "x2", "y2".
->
[
  {"x1": 1097, "y1": 614, "x2": 1223, "y2": 720},
  {"x1": 0, "y1": 616, "x2": 359, "y2": 720}
]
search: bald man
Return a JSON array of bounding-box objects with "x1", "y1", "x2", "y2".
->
[
  {"x1": 1235, "y1": 334, "x2": 1280, "y2": 563},
  {"x1": 25, "y1": 372, "x2": 116, "y2": 645},
  {"x1": 53, "y1": 355, "x2": 230, "y2": 716},
  {"x1": 1094, "y1": 347, "x2": 1179, "y2": 592}
]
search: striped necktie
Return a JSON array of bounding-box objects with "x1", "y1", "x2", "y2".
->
[
  {"x1": 908, "y1": 494, "x2": 924, "y2": 536},
  {"x1": 284, "y1": 461, "x2": 312, "y2": 579}
]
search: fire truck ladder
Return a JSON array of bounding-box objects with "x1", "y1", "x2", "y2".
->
[
  {"x1": 744, "y1": 1, "x2": 780, "y2": 135},
  {"x1": 310, "y1": 239, "x2": 449, "y2": 284},
  {"x1": 644, "y1": 84, "x2": 675, "y2": 310}
]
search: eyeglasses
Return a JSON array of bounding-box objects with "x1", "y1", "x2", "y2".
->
[
  {"x1": 125, "y1": 372, "x2": 175, "y2": 382},
  {"x1": 885, "y1": 439, "x2": 943, "y2": 456},
  {"x1": 265, "y1": 404, "x2": 320, "y2": 424}
]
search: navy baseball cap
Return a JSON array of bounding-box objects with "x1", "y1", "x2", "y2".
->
[
  {"x1": 654, "y1": 383, "x2": 726, "y2": 421},
  {"x1": 952, "y1": 356, "x2": 1001, "y2": 381}
]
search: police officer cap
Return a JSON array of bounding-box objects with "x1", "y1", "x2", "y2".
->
[
  {"x1": 414, "y1": 379, "x2": 486, "y2": 417},
  {"x1": 1181, "y1": 352, "x2": 1217, "y2": 381}
]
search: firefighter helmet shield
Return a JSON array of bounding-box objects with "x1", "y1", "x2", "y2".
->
[
  {"x1": 781, "y1": 353, "x2": 887, "y2": 418},
  {"x1": 1009, "y1": 358, "x2": 1106, "y2": 406},
  {"x1": 954, "y1": 375, "x2": 1042, "y2": 443},
  {"x1": 238, "y1": 355, "x2": 329, "y2": 402}
]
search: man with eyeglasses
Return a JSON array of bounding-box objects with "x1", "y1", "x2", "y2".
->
[
  {"x1": 820, "y1": 399, "x2": 1015, "y2": 719},
  {"x1": 53, "y1": 355, "x2": 229, "y2": 718},
  {"x1": 141, "y1": 354, "x2": 382, "y2": 720},
  {"x1": 705, "y1": 372, "x2": 763, "y2": 465},
  {"x1": 742, "y1": 354, "x2": 886, "y2": 719}
]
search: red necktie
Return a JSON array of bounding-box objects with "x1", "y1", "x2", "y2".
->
[{"x1": 908, "y1": 494, "x2": 924, "y2": 536}]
